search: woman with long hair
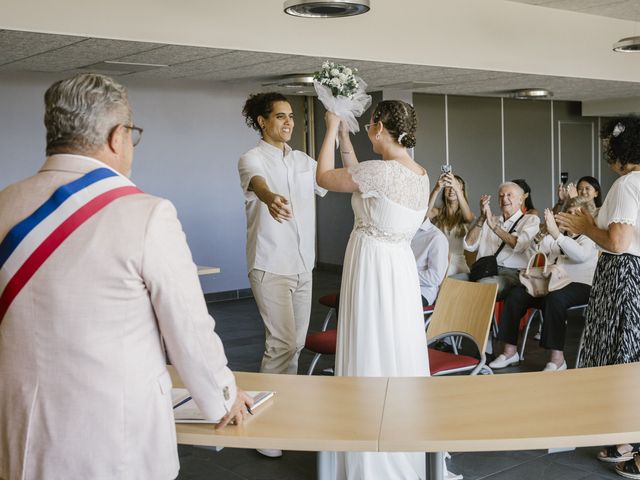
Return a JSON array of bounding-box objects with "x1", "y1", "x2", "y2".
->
[{"x1": 428, "y1": 173, "x2": 474, "y2": 275}]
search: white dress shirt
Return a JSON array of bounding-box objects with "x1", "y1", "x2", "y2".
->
[
  {"x1": 238, "y1": 140, "x2": 327, "y2": 275},
  {"x1": 464, "y1": 210, "x2": 540, "y2": 269},
  {"x1": 411, "y1": 219, "x2": 449, "y2": 304},
  {"x1": 597, "y1": 171, "x2": 640, "y2": 256}
]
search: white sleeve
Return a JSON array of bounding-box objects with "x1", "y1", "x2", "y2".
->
[
  {"x1": 556, "y1": 234, "x2": 598, "y2": 263},
  {"x1": 142, "y1": 200, "x2": 236, "y2": 421},
  {"x1": 607, "y1": 179, "x2": 640, "y2": 226},
  {"x1": 238, "y1": 152, "x2": 266, "y2": 201},
  {"x1": 415, "y1": 234, "x2": 449, "y2": 295},
  {"x1": 311, "y1": 158, "x2": 328, "y2": 197},
  {"x1": 348, "y1": 161, "x2": 387, "y2": 197}
]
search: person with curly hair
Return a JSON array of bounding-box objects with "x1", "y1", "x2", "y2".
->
[
  {"x1": 556, "y1": 116, "x2": 640, "y2": 476},
  {"x1": 237, "y1": 93, "x2": 327, "y2": 458}
]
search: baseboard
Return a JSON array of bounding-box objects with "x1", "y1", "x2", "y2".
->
[{"x1": 204, "y1": 288, "x2": 254, "y2": 303}]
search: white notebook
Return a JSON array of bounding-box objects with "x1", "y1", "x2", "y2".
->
[{"x1": 172, "y1": 388, "x2": 275, "y2": 423}]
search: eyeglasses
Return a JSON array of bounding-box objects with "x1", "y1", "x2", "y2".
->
[{"x1": 124, "y1": 124, "x2": 144, "y2": 147}]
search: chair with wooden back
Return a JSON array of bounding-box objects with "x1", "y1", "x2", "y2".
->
[{"x1": 426, "y1": 278, "x2": 498, "y2": 376}]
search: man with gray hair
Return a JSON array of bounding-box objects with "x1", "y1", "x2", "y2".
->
[
  {"x1": 459, "y1": 181, "x2": 540, "y2": 299},
  {"x1": 0, "y1": 73, "x2": 251, "y2": 480}
]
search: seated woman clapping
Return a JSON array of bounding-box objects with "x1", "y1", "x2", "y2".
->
[{"x1": 490, "y1": 196, "x2": 599, "y2": 371}]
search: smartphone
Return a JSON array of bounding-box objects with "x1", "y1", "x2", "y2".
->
[
  {"x1": 560, "y1": 171, "x2": 569, "y2": 185},
  {"x1": 441, "y1": 164, "x2": 452, "y2": 175}
]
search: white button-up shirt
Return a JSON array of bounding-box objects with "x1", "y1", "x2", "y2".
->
[
  {"x1": 411, "y1": 219, "x2": 449, "y2": 304},
  {"x1": 238, "y1": 140, "x2": 327, "y2": 275},
  {"x1": 464, "y1": 210, "x2": 539, "y2": 269}
]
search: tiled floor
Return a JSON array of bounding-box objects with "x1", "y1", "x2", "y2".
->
[{"x1": 177, "y1": 270, "x2": 623, "y2": 480}]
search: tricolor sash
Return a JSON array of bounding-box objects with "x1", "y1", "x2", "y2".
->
[{"x1": 0, "y1": 168, "x2": 143, "y2": 324}]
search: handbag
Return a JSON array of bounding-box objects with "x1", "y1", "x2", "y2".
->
[
  {"x1": 469, "y1": 214, "x2": 523, "y2": 282},
  {"x1": 519, "y1": 251, "x2": 572, "y2": 297}
]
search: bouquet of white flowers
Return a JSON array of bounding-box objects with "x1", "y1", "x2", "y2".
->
[{"x1": 313, "y1": 61, "x2": 372, "y2": 135}]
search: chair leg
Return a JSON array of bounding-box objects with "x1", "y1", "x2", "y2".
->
[
  {"x1": 575, "y1": 327, "x2": 586, "y2": 369},
  {"x1": 307, "y1": 353, "x2": 322, "y2": 375},
  {"x1": 320, "y1": 308, "x2": 335, "y2": 332},
  {"x1": 519, "y1": 310, "x2": 541, "y2": 361}
]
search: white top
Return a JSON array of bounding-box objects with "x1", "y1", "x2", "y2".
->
[
  {"x1": 597, "y1": 171, "x2": 640, "y2": 256},
  {"x1": 238, "y1": 140, "x2": 327, "y2": 275},
  {"x1": 531, "y1": 234, "x2": 598, "y2": 286},
  {"x1": 411, "y1": 219, "x2": 449, "y2": 304},
  {"x1": 349, "y1": 160, "x2": 430, "y2": 211},
  {"x1": 464, "y1": 210, "x2": 540, "y2": 269}
]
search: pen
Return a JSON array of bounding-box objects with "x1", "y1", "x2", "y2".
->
[
  {"x1": 246, "y1": 405, "x2": 254, "y2": 415},
  {"x1": 173, "y1": 396, "x2": 192, "y2": 409}
]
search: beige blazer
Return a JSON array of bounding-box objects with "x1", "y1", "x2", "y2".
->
[{"x1": 0, "y1": 155, "x2": 237, "y2": 480}]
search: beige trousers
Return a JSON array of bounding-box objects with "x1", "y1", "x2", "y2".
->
[{"x1": 249, "y1": 269, "x2": 313, "y2": 374}]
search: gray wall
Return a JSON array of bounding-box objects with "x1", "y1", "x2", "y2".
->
[
  {"x1": 0, "y1": 72, "x2": 268, "y2": 294},
  {"x1": 0, "y1": 73, "x2": 618, "y2": 291},
  {"x1": 414, "y1": 94, "x2": 609, "y2": 218}
]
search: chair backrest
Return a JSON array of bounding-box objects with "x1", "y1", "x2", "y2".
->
[{"x1": 426, "y1": 278, "x2": 498, "y2": 353}]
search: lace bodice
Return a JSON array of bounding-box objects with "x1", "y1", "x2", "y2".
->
[{"x1": 348, "y1": 160, "x2": 430, "y2": 210}]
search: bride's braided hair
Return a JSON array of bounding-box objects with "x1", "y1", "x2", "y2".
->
[{"x1": 372, "y1": 100, "x2": 417, "y2": 148}]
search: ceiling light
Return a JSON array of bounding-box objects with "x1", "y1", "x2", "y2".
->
[
  {"x1": 511, "y1": 88, "x2": 553, "y2": 100},
  {"x1": 263, "y1": 74, "x2": 315, "y2": 89},
  {"x1": 262, "y1": 74, "x2": 316, "y2": 96},
  {"x1": 613, "y1": 36, "x2": 640, "y2": 52},
  {"x1": 283, "y1": 0, "x2": 370, "y2": 18}
]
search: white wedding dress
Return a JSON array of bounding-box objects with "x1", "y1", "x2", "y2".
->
[{"x1": 332, "y1": 160, "x2": 431, "y2": 480}]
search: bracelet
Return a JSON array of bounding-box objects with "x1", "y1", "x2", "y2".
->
[{"x1": 340, "y1": 151, "x2": 353, "y2": 154}]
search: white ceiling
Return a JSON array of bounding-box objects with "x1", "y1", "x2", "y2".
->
[
  {"x1": 507, "y1": 0, "x2": 640, "y2": 22},
  {"x1": 2, "y1": 1, "x2": 640, "y2": 102}
]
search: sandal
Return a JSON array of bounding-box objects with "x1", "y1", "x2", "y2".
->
[
  {"x1": 616, "y1": 455, "x2": 640, "y2": 479},
  {"x1": 598, "y1": 445, "x2": 636, "y2": 463}
]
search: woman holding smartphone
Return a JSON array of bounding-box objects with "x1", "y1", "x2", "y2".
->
[{"x1": 428, "y1": 166, "x2": 475, "y2": 275}]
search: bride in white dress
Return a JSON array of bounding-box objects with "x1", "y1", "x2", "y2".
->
[{"x1": 316, "y1": 101, "x2": 430, "y2": 480}]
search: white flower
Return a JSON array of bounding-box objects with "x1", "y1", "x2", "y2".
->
[
  {"x1": 343, "y1": 67, "x2": 352, "y2": 76},
  {"x1": 339, "y1": 73, "x2": 347, "y2": 82},
  {"x1": 330, "y1": 77, "x2": 342, "y2": 87},
  {"x1": 330, "y1": 68, "x2": 340, "y2": 76},
  {"x1": 322, "y1": 61, "x2": 330, "y2": 70}
]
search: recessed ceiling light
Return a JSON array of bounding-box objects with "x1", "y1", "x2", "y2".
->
[
  {"x1": 283, "y1": 0, "x2": 370, "y2": 18},
  {"x1": 511, "y1": 88, "x2": 553, "y2": 100},
  {"x1": 262, "y1": 74, "x2": 316, "y2": 96},
  {"x1": 613, "y1": 36, "x2": 640, "y2": 52}
]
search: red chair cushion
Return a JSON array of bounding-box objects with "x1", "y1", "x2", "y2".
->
[
  {"x1": 319, "y1": 293, "x2": 338, "y2": 309},
  {"x1": 428, "y1": 348, "x2": 479, "y2": 375},
  {"x1": 305, "y1": 329, "x2": 337, "y2": 354}
]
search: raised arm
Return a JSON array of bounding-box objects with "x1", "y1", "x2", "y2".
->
[
  {"x1": 427, "y1": 176, "x2": 444, "y2": 219},
  {"x1": 316, "y1": 112, "x2": 359, "y2": 193},
  {"x1": 337, "y1": 122, "x2": 359, "y2": 169},
  {"x1": 464, "y1": 195, "x2": 490, "y2": 249},
  {"x1": 450, "y1": 174, "x2": 475, "y2": 224}
]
